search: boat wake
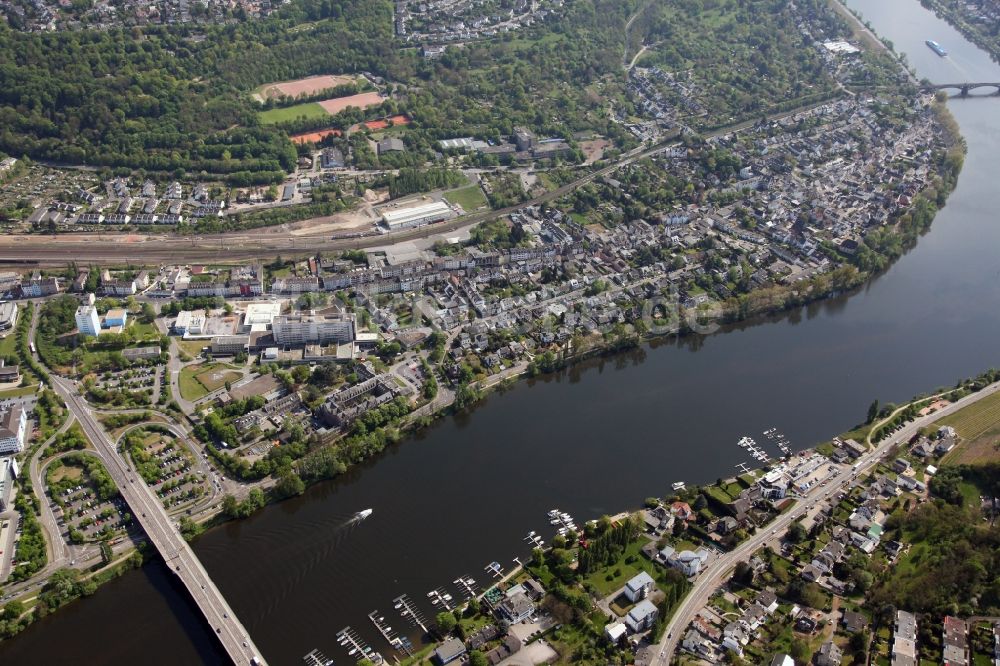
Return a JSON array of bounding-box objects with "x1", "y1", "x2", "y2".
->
[{"x1": 350, "y1": 508, "x2": 374, "y2": 523}]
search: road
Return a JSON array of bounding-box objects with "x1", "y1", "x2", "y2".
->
[
  {"x1": 48, "y1": 374, "x2": 267, "y2": 666},
  {"x1": 0, "y1": 96, "x2": 844, "y2": 268},
  {"x1": 655, "y1": 380, "x2": 1000, "y2": 664}
]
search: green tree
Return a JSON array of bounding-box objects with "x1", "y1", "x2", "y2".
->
[
  {"x1": 2, "y1": 600, "x2": 24, "y2": 621},
  {"x1": 435, "y1": 610, "x2": 457, "y2": 635},
  {"x1": 275, "y1": 471, "x2": 306, "y2": 498},
  {"x1": 867, "y1": 399, "x2": 880, "y2": 424}
]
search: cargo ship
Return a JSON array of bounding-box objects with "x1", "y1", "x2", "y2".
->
[{"x1": 926, "y1": 39, "x2": 948, "y2": 57}]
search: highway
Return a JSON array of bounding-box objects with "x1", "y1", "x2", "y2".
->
[
  {"x1": 48, "y1": 375, "x2": 267, "y2": 666},
  {"x1": 655, "y1": 380, "x2": 1000, "y2": 664}
]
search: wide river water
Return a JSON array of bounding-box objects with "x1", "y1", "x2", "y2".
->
[{"x1": 2, "y1": 1, "x2": 1000, "y2": 663}]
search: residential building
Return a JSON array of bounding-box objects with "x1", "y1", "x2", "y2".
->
[
  {"x1": 20, "y1": 276, "x2": 61, "y2": 298},
  {"x1": 320, "y1": 148, "x2": 346, "y2": 169},
  {"x1": 842, "y1": 609, "x2": 869, "y2": 634},
  {"x1": 75, "y1": 305, "x2": 101, "y2": 337},
  {"x1": 496, "y1": 590, "x2": 534, "y2": 624},
  {"x1": 433, "y1": 638, "x2": 466, "y2": 665},
  {"x1": 0, "y1": 301, "x2": 17, "y2": 331},
  {"x1": 758, "y1": 469, "x2": 789, "y2": 500},
  {"x1": 605, "y1": 622, "x2": 627, "y2": 643},
  {"x1": 624, "y1": 571, "x2": 656, "y2": 603},
  {"x1": 671, "y1": 548, "x2": 710, "y2": 576},
  {"x1": 101, "y1": 279, "x2": 137, "y2": 296},
  {"x1": 625, "y1": 599, "x2": 658, "y2": 633},
  {"x1": 0, "y1": 405, "x2": 27, "y2": 454},
  {"x1": 943, "y1": 616, "x2": 968, "y2": 666},
  {"x1": 816, "y1": 641, "x2": 843, "y2": 666},
  {"x1": 272, "y1": 312, "x2": 355, "y2": 346},
  {"x1": 893, "y1": 610, "x2": 918, "y2": 666}
]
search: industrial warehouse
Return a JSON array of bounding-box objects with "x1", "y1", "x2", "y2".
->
[{"x1": 380, "y1": 200, "x2": 456, "y2": 231}]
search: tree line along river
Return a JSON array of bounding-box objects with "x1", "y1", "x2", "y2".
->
[{"x1": 2, "y1": 0, "x2": 1000, "y2": 663}]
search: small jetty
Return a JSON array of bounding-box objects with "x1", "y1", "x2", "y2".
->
[
  {"x1": 369, "y1": 611, "x2": 413, "y2": 656},
  {"x1": 427, "y1": 587, "x2": 454, "y2": 611},
  {"x1": 524, "y1": 531, "x2": 545, "y2": 549},
  {"x1": 304, "y1": 648, "x2": 335, "y2": 666},
  {"x1": 393, "y1": 594, "x2": 428, "y2": 634},
  {"x1": 671, "y1": 481, "x2": 686, "y2": 491},
  {"x1": 336, "y1": 626, "x2": 383, "y2": 665},
  {"x1": 485, "y1": 561, "x2": 505, "y2": 579},
  {"x1": 546, "y1": 509, "x2": 577, "y2": 533},
  {"x1": 453, "y1": 575, "x2": 478, "y2": 600}
]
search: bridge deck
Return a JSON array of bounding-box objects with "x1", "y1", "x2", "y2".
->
[{"x1": 53, "y1": 376, "x2": 267, "y2": 666}]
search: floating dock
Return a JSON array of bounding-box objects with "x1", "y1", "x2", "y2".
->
[
  {"x1": 303, "y1": 648, "x2": 335, "y2": 666},
  {"x1": 369, "y1": 611, "x2": 413, "y2": 656},
  {"x1": 393, "y1": 594, "x2": 428, "y2": 634},
  {"x1": 336, "y1": 626, "x2": 383, "y2": 665},
  {"x1": 453, "y1": 575, "x2": 478, "y2": 600}
]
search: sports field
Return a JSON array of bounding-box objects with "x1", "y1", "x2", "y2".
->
[
  {"x1": 255, "y1": 74, "x2": 358, "y2": 101},
  {"x1": 259, "y1": 92, "x2": 385, "y2": 125},
  {"x1": 316, "y1": 91, "x2": 384, "y2": 114},
  {"x1": 259, "y1": 102, "x2": 329, "y2": 125}
]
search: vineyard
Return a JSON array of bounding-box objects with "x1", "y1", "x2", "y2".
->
[{"x1": 938, "y1": 390, "x2": 1000, "y2": 465}]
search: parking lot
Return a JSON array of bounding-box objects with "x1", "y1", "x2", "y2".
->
[
  {"x1": 124, "y1": 428, "x2": 210, "y2": 512},
  {"x1": 45, "y1": 456, "x2": 132, "y2": 544}
]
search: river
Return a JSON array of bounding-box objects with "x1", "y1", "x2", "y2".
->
[{"x1": 2, "y1": 1, "x2": 1000, "y2": 663}]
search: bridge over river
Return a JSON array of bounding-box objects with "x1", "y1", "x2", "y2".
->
[
  {"x1": 924, "y1": 81, "x2": 1000, "y2": 95},
  {"x1": 49, "y1": 375, "x2": 268, "y2": 666}
]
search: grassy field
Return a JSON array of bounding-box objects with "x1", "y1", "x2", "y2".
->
[
  {"x1": 0, "y1": 330, "x2": 17, "y2": 356},
  {"x1": 938, "y1": 390, "x2": 1000, "y2": 465},
  {"x1": 583, "y1": 539, "x2": 653, "y2": 596},
  {"x1": 0, "y1": 385, "x2": 39, "y2": 398},
  {"x1": 178, "y1": 363, "x2": 239, "y2": 401},
  {"x1": 443, "y1": 185, "x2": 487, "y2": 211},
  {"x1": 176, "y1": 339, "x2": 208, "y2": 358},
  {"x1": 258, "y1": 102, "x2": 328, "y2": 125},
  {"x1": 196, "y1": 366, "x2": 241, "y2": 393}
]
